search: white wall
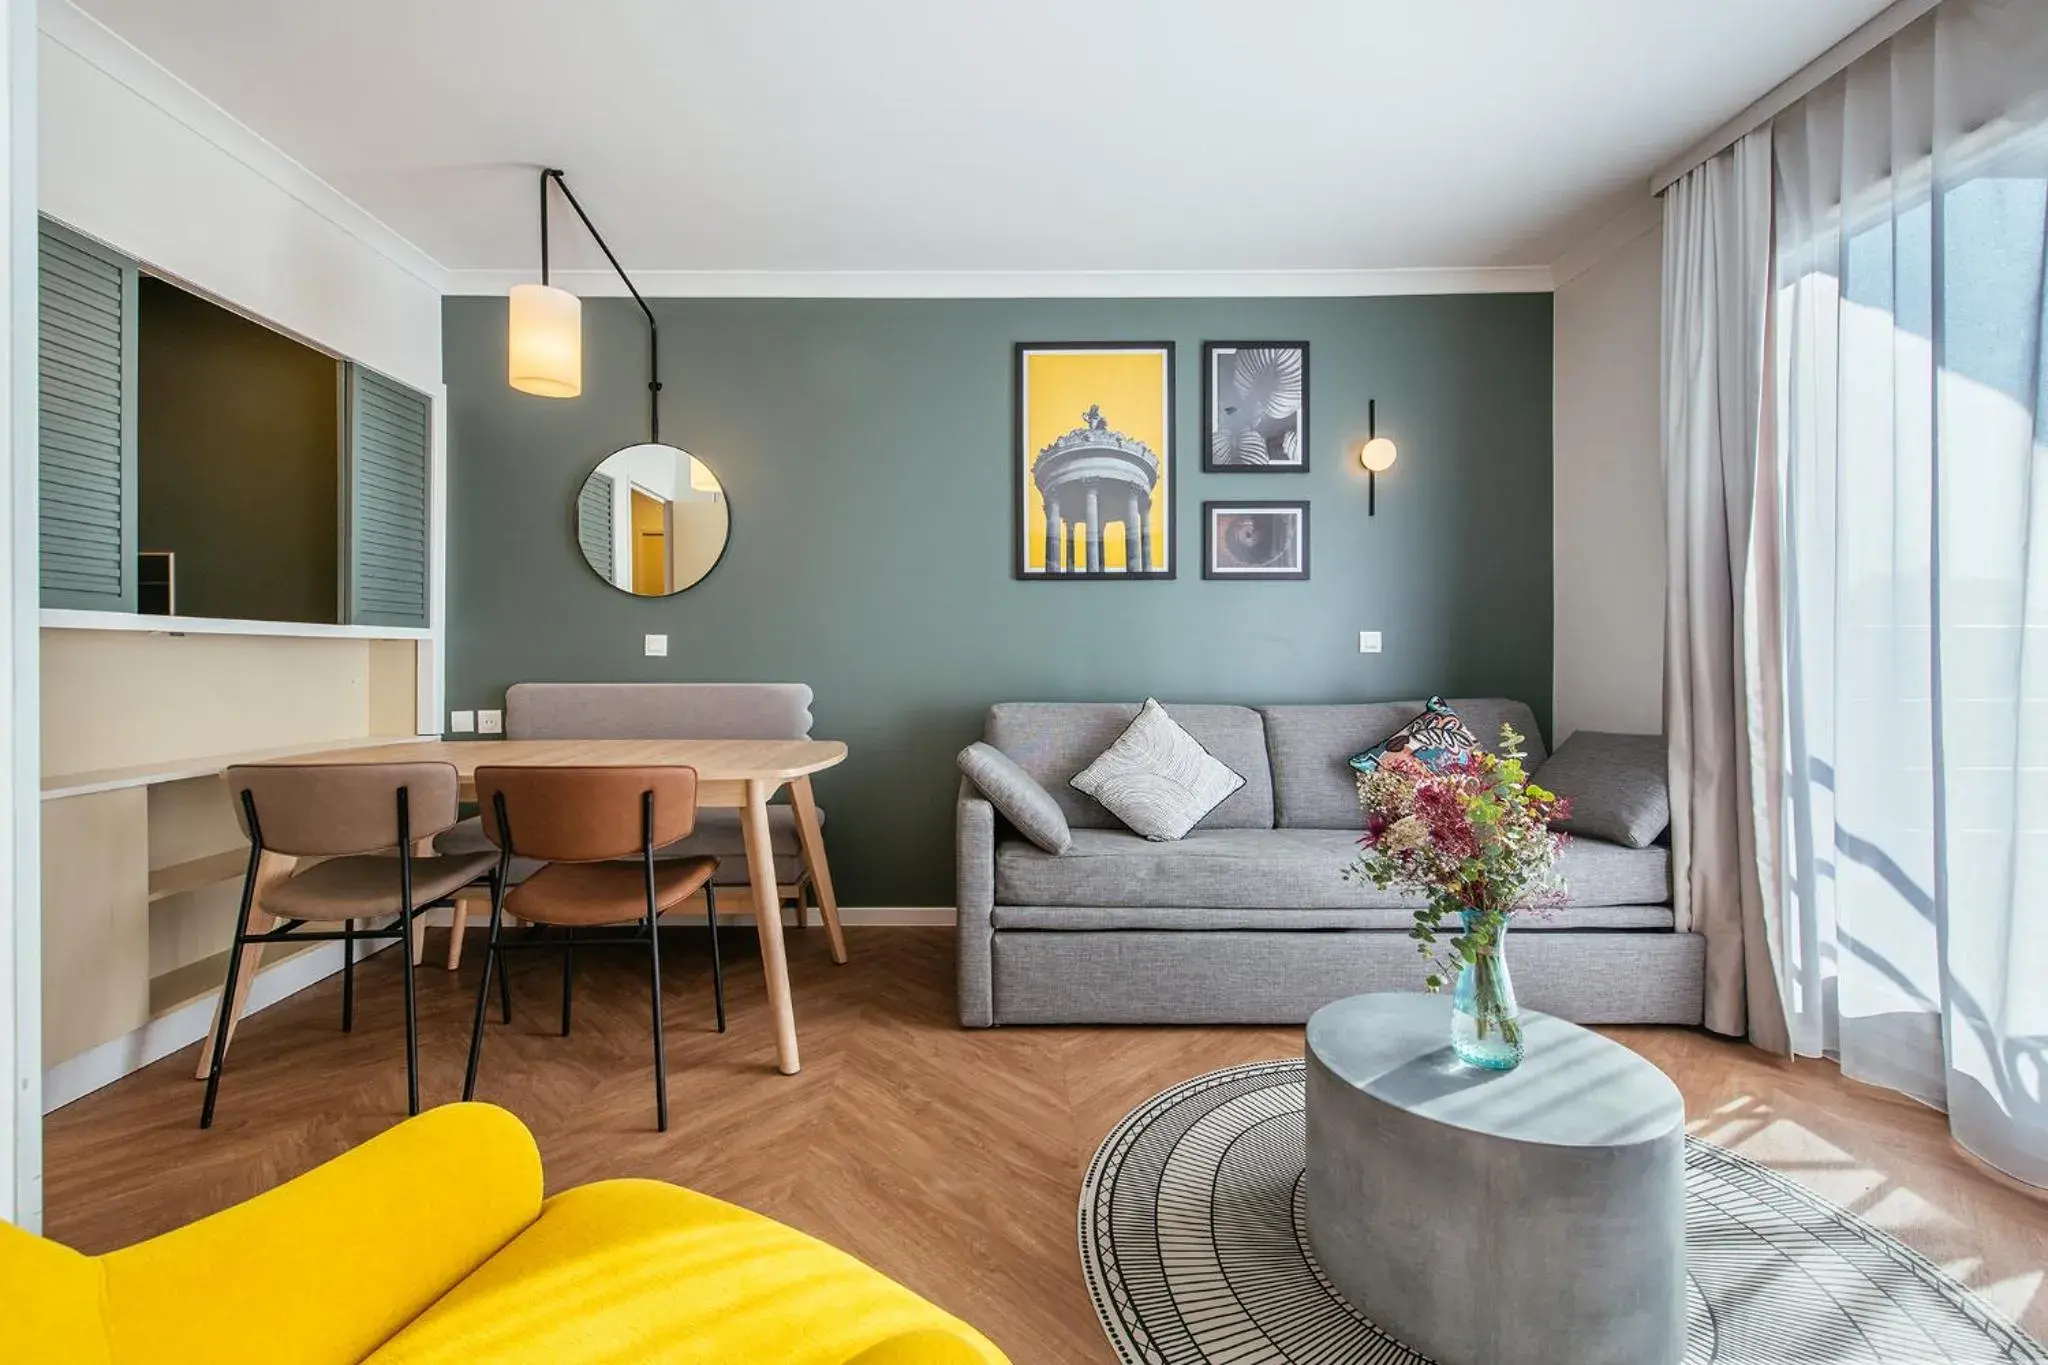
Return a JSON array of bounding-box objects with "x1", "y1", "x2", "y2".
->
[
  {"x1": 1, "y1": 0, "x2": 36, "y2": 1232},
  {"x1": 1552, "y1": 207, "x2": 1665, "y2": 741},
  {"x1": 36, "y1": 1, "x2": 444, "y2": 395}
]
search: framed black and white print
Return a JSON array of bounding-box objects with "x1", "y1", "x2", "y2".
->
[
  {"x1": 1203, "y1": 501, "x2": 1309, "y2": 580},
  {"x1": 1202, "y1": 342, "x2": 1308, "y2": 472}
]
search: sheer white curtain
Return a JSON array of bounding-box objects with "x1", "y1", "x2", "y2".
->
[{"x1": 1773, "y1": 0, "x2": 2048, "y2": 1187}]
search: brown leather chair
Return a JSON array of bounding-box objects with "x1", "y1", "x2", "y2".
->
[
  {"x1": 463, "y1": 766, "x2": 724, "y2": 1131},
  {"x1": 204, "y1": 762, "x2": 498, "y2": 1129}
]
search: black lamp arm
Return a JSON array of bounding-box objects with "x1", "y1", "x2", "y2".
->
[{"x1": 540, "y1": 167, "x2": 662, "y2": 443}]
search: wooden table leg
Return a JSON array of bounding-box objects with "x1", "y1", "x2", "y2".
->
[
  {"x1": 741, "y1": 779, "x2": 801, "y2": 1075},
  {"x1": 447, "y1": 895, "x2": 471, "y2": 971},
  {"x1": 191, "y1": 849, "x2": 294, "y2": 1080},
  {"x1": 789, "y1": 775, "x2": 846, "y2": 964}
]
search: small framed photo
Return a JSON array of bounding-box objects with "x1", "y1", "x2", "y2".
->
[
  {"x1": 1203, "y1": 341, "x2": 1308, "y2": 472},
  {"x1": 1203, "y1": 500, "x2": 1309, "y2": 580}
]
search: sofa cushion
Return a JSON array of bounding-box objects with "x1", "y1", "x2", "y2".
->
[
  {"x1": 366, "y1": 1178, "x2": 1004, "y2": 1365},
  {"x1": 1069, "y1": 699, "x2": 1246, "y2": 841},
  {"x1": 958, "y1": 742, "x2": 1071, "y2": 853},
  {"x1": 993, "y1": 827, "x2": 1665, "y2": 911},
  {"x1": 990, "y1": 900, "x2": 1674, "y2": 932},
  {"x1": 1258, "y1": 698, "x2": 1547, "y2": 829},
  {"x1": 1346, "y1": 696, "x2": 1480, "y2": 774},
  {"x1": 985, "y1": 702, "x2": 1273, "y2": 830},
  {"x1": 1536, "y1": 731, "x2": 1670, "y2": 848}
]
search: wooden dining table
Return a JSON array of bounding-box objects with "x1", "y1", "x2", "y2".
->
[{"x1": 195, "y1": 737, "x2": 848, "y2": 1078}]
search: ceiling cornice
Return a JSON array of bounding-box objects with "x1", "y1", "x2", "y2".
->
[{"x1": 444, "y1": 265, "x2": 1556, "y2": 299}]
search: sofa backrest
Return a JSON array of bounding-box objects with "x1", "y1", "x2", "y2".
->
[
  {"x1": 1258, "y1": 698, "x2": 1547, "y2": 829},
  {"x1": 505, "y1": 682, "x2": 814, "y2": 740},
  {"x1": 984, "y1": 702, "x2": 1275, "y2": 830}
]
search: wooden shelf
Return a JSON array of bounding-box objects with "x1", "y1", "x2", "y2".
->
[
  {"x1": 147, "y1": 849, "x2": 248, "y2": 903},
  {"x1": 44, "y1": 735, "x2": 420, "y2": 801},
  {"x1": 148, "y1": 941, "x2": 322, "y2": 1019}
]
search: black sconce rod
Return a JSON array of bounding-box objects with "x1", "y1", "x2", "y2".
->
[
  {"x1": 540, "y1": 167, "x2": 663, "y2": 443},
  {"x1": 1368, "y1": 398, "x2": 1379, "y2": 517}
]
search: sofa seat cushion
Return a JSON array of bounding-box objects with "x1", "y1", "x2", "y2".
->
[
  {"x1": 993, "y1": 828, "x2": 1668, "y2": 911},
  {"x1": 437, "y1": 807, "x2": 814, "y2": 887},
  {"x1": 990, "y1": 902, "x2": 1675, "y2": 932},
  {"x1": 366, "y1": 1179, "x2": 1004, "y2": 1365}
]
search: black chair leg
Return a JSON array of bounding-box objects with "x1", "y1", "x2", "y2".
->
[
  {"x1": 341, "y1": 918, "x2": 356, "y2": 1033},
  {"x1": 560, "y1": 934, "x2": 575, "y2": 1037},
  {"x1": 199, "y1": 859, "x2": 262, "y2": 1130},
  {"x1": 398, "y1": 907, "x2": 420, "y2": 1115},
  {"x1": 495, "y1": 947, "x2": 512, "y2": 1023},
  {"x1": 465, "y1": 890, "x2": 509, "y2": 1101},
  {"x1": 705, "y1": 884, "x2": 726, "y2": 1033},
  {"x1": 647, "y1": 903, "x2": 668, "y2": 1131}
]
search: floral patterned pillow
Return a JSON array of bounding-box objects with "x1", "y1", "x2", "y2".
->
[{"x1": 1347, "y1": 697, "x2": 1481, "y2": 775}]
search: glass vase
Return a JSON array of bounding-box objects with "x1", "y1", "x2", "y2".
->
[{"x1": 1451, "y1": 909, "x2": 1524, "y2": 1071}]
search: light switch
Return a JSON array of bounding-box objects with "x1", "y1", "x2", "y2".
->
[
  {"x1": 477, "y1": 709, "x2": 503, "y2": 735},
  {"x1": 449, "y1": 709, "x2": 476, "y2": 734},
  {"x1": 645, "y1": 633, "x2": 668, "y2": 658},
  {"x1": 1358, "y1": 631, "x2": 1383, "y2": 654}
]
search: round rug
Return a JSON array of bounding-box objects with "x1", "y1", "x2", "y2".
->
[{"x1": 1079, "y1": 1060, "x2": 2045, "y2": 1365}]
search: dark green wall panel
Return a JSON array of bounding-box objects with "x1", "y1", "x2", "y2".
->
[
  {"x1": 443, "y1": 294, "x2": 1553, "y2": 905},
  {"x1": 138, "y1": 277, "x2": 340, "y2": 624}
]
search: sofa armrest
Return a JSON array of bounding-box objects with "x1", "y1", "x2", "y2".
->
[
  {"x1": 97, "y1": 1103, "x2": 542, "y2": 1365},
  {"x1": 956, "y1": 777, "x2": 997, "y2": 1027}
]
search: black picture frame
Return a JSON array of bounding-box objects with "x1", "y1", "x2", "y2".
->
[
  {"x1": 1202, "y1": 500, "x2": 1310, "y2": 581},
  {"x1": 1013, "y1": 341, "x2": 1177, "y2": 581},
  {"x1": 1202, "y1": 341, "x2": 1310, "y2": 473}
]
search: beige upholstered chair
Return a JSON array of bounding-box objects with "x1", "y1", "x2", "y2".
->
[
  {"x1": 463, "y1": 765, "x2": 723, "y2": 1131},
  {"x1": 202, "y1": 762, "x2": 497, "y2": 1128}
]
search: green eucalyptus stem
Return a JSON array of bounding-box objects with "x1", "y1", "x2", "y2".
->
[{"x1": 1465, "y1": 944, "x2": 1522, "y2": 1047}]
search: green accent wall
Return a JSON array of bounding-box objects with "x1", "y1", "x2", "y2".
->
[
  {"x1": 138, "y1": 277, "x2": 341, "y2": 623},
  {"x1": 444, "y1": 295, "x2": 1553, "y2": 905}
]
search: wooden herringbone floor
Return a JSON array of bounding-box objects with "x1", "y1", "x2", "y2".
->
[{"x1": 41, "y1": 927, "x2": 2048, "y2": 1357}]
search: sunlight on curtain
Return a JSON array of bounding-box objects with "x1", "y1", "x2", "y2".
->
[{"x1": 1772, "y1": 0, "x2": 2048, "y2": 1186}]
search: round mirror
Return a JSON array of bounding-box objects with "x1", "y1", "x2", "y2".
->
[{"x1": 574, "y1": 443, "x2": 729, "y2": 595}]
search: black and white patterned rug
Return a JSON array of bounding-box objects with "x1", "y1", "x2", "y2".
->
[{"x1": 1080, "y1": 1060, "x2": 2045, "y2": 1364}]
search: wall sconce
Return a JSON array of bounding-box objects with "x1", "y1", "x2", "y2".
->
[{"x1": 1359, "y1": 399, "x2": 1398, "y2": 516}]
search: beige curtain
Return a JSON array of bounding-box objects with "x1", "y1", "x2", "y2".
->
[{"x1": 1660, "y1": 128, "x2": 1792, "y2": 1052}]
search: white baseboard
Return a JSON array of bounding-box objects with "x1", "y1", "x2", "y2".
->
[{"x1": 42, "y1": 909, "x2": 956, "y2": 1111}]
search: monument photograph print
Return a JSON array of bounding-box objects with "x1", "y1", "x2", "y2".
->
[
  {"x1": 1014, "y1": 342, "x2": 1175, "y2": 580},
  {"x1": 1203, "y1": 341, "x2": 1308, "y2": 471}
]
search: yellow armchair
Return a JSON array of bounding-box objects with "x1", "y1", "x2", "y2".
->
[{"x1": 0, "y1": 1104, "x2": 1006, "y2": 1365}]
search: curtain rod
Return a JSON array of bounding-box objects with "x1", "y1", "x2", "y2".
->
[{"x1": 1650, "y1": 0, "x2": 1941, "y2": 193}]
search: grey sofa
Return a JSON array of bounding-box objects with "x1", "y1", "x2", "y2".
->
[{"x1": 956, "y1": 698, "x2": 1703, "y2": 1027}]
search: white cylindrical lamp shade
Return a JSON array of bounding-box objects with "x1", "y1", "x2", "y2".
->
[
  {"x1": 1360, "y1": 437, "x2": 1398, "y2": 473},
  {"x1": 508, "y1": 283, "x2": 582, "y2": 397}
]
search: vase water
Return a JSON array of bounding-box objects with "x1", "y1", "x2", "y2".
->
[{"x1": 1451, "y1": 909, "x2": 1524, "y2": 1070}]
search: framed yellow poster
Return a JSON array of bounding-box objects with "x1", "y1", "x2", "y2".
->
[{"x1": 1014, "y1": 342, "x2": 1175, "y2": 580}]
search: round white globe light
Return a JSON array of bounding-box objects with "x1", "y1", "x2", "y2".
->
[{"x1": 1360, "y1": 437, "x2": 1398, "y2": 473}]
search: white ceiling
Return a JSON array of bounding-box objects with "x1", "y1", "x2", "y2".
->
[{"x1": 70, "y1": 0, "x2": 1892, "y2": 286}]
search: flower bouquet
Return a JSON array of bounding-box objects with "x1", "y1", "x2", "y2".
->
[{"x1": 1344, "y1": 725, "x2": 1570, "y2": 1069}]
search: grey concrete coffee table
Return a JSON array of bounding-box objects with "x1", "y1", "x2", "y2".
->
[{"x1": 1304, "y1": 993, "x2": 1686, "y2": 1365}]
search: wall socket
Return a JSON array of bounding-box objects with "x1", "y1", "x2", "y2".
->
[
  {"x1": 448, "y1": 709, "x2": 475, "y2": 734},
  {"x1": 477, "y1": 709, "x2": 503, "y2": 735},
  {"x1": 1358, "y1": 631, "x2": 1383, "y2": 654},
  {"x1": 645, "y1": 633, "x2": 668, "y2": 658}
]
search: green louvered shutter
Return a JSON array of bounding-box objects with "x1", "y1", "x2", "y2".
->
[
  {"x1": 39, "y1": 221, "x2": 137, "y2": 611},
  {"x1": 344, "y1": 365, "x2": 430, "y2": 627},
  {"x1": 577, "y1": 470, "x2": 615, "y2": 583}
]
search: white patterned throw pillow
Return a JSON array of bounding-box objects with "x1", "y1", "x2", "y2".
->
[{"x1": 1070, "y1": 699, "x2": 1246, "y2": 841}]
